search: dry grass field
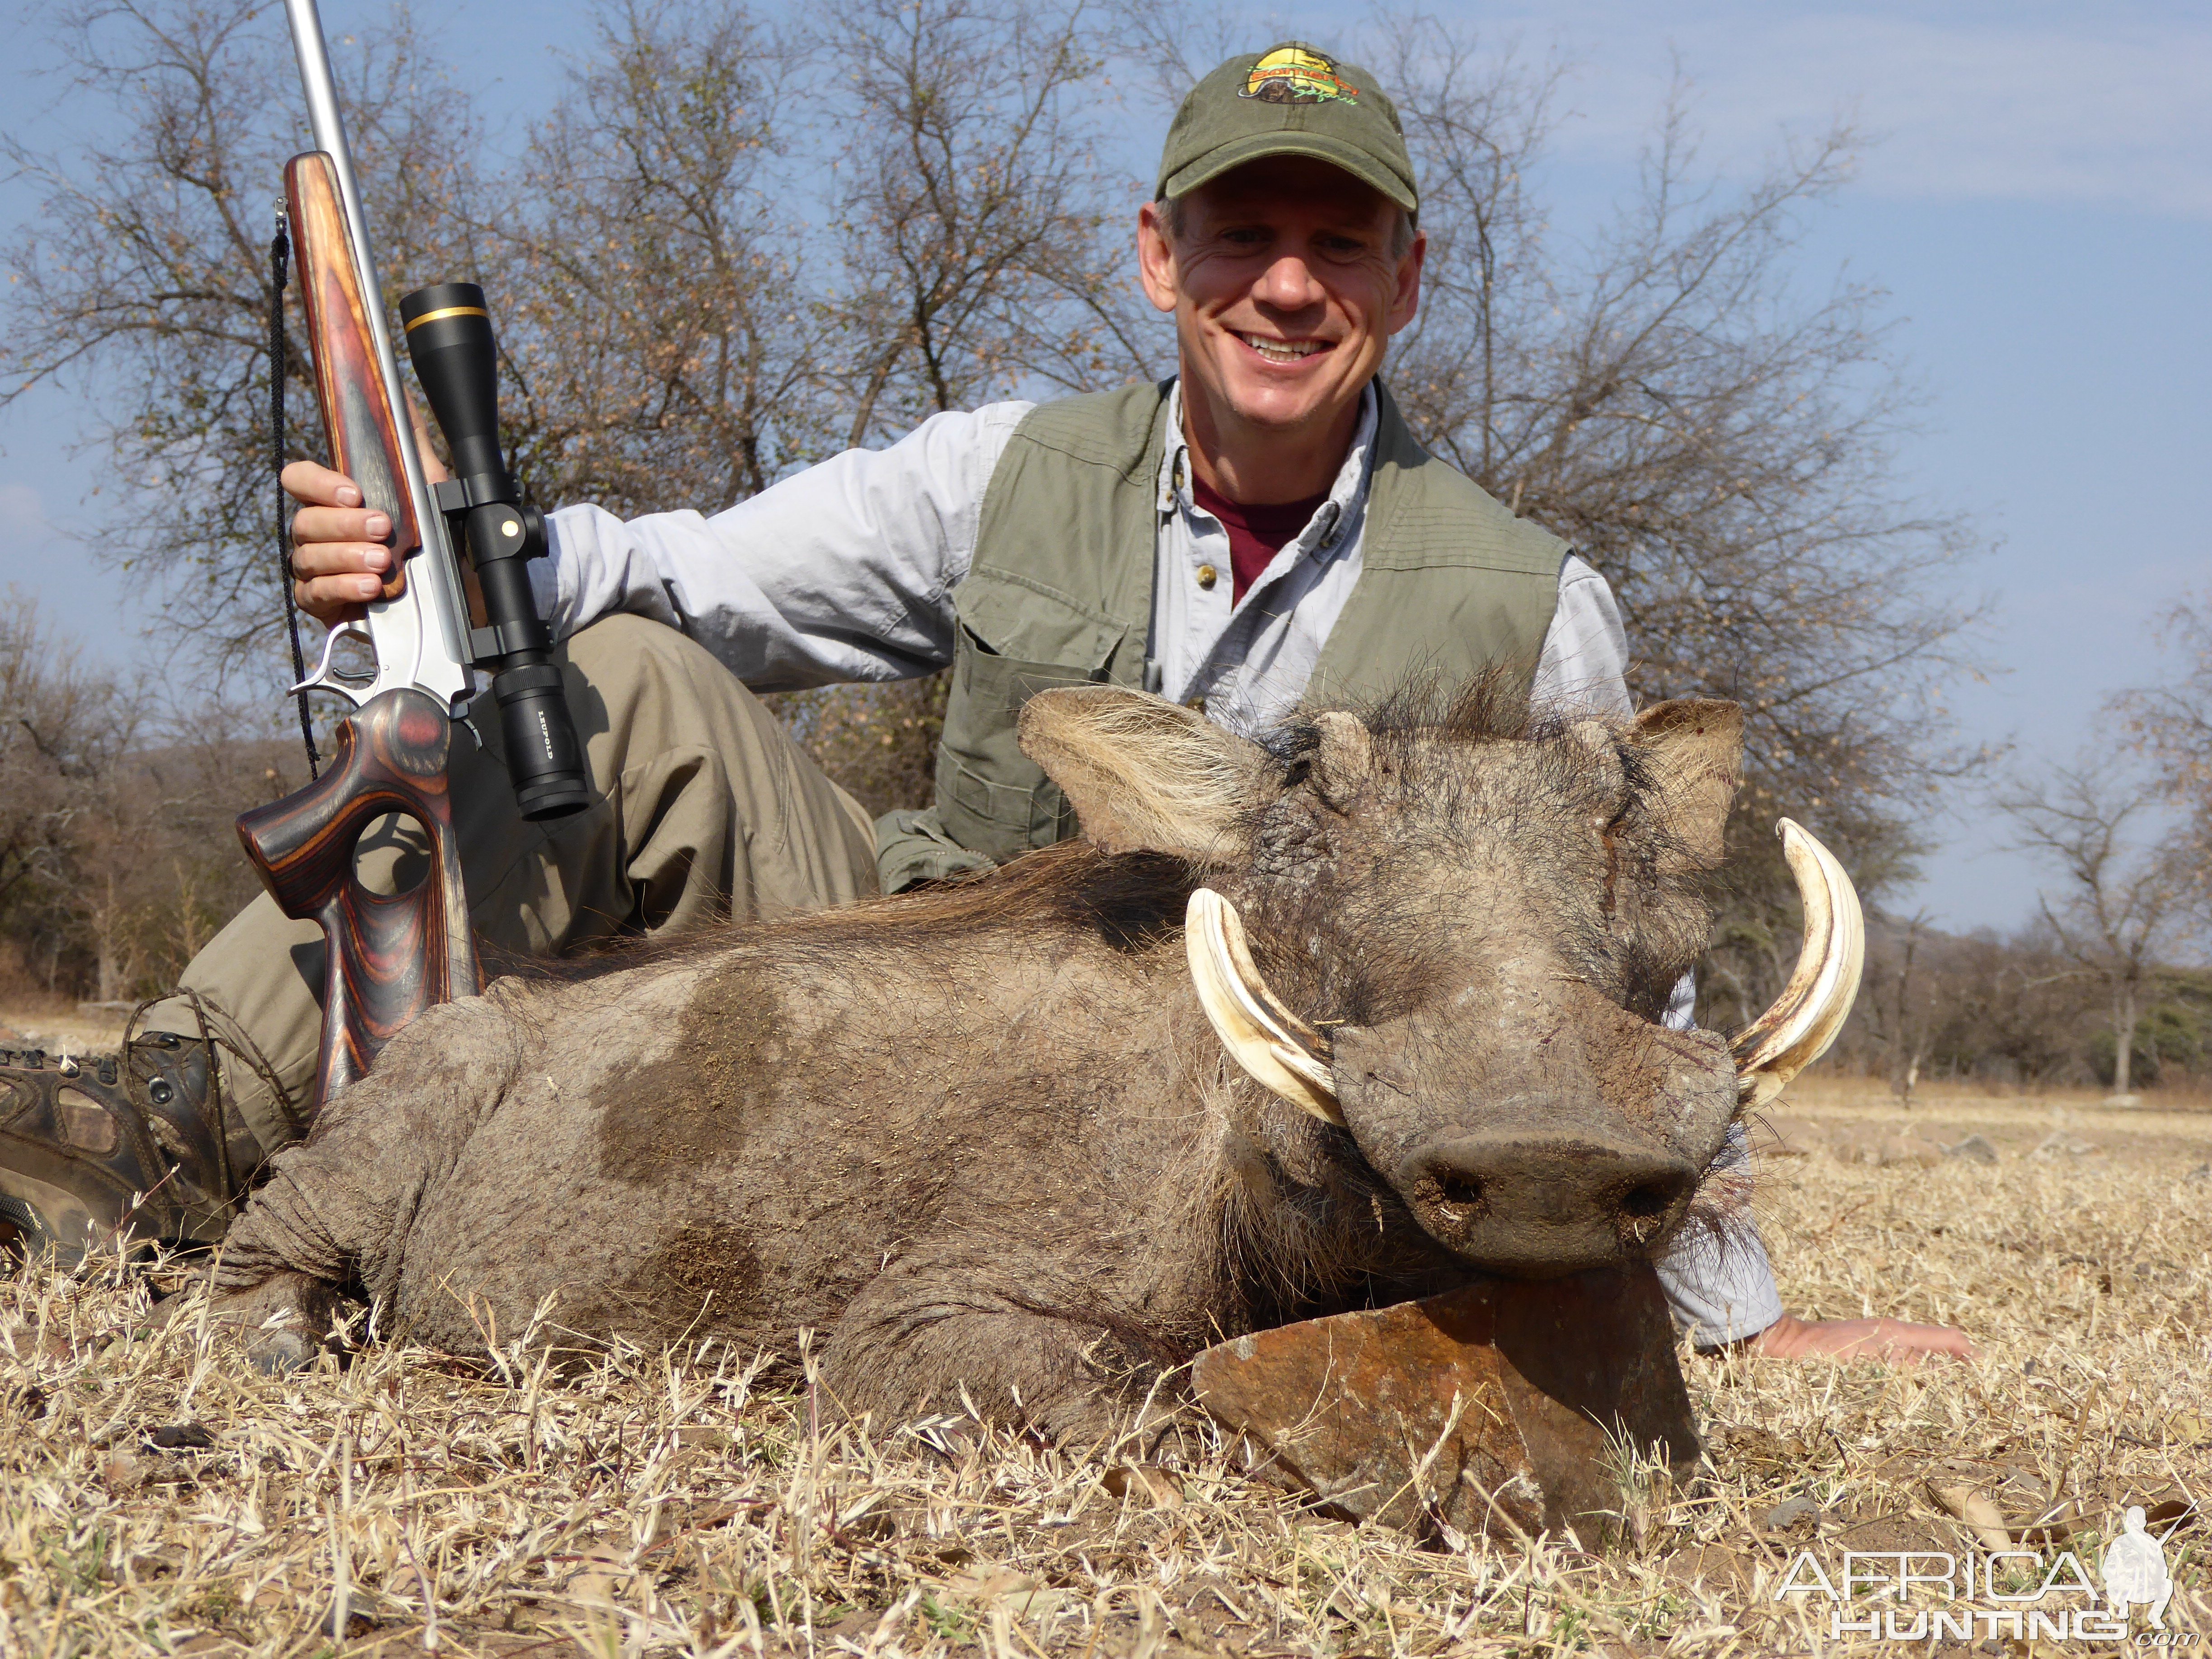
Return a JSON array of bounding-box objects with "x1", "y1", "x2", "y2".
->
[{"x1": 2, "y1": 1077, "x2": 2207, "y2": 1657}]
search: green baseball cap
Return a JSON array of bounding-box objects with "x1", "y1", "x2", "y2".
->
[{"x1": 1155, "y1": 43, "x2": 1417, "y2": 215}]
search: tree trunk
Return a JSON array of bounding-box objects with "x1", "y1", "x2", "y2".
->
[
  {"x1": 94, "y1": 873, "x2": 120, "y2": 1003},
  {"x1": 2112, "y1": 986, "x2": 2138, "y2": 1097}
]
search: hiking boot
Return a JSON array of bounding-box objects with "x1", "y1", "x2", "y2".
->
[{"x1": 0, "y1": 1035, "x2": 258, "y2": 1268}]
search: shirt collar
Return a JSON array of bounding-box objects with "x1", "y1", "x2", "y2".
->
[{"x1": 1156, "y1": 378, "x2": 1379, "y2": 558}]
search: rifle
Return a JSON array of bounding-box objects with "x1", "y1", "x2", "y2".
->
[{"x1": 234, "y1": 0, "x2": 588, "y2": 1108}]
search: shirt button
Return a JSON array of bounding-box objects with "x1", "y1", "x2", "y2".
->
[{"x1": 1196, "y1": 564, "x2": 1218, "y2": 590}]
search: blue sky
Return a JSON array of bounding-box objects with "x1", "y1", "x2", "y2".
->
[{"x1": 2, "y1": 0, "x2": 2207, "y2": 936}]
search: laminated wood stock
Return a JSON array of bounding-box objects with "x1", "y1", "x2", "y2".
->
[
  {"x1": 284, "y1": 150, "x2": 413, "y2": 602},
  {"x1": 236, "y1": 689, "x2": 480, "y2": 1105}
]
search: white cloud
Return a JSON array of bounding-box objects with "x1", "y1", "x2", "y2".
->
[{"x1": 1477, "y1": 1, "x2": 2212, "y2": 219}]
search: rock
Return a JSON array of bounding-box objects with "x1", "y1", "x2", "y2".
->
[
  {"x1": 1821, "y1": 1128, "x2": 1945, "y2": 1167},
  {"x1": 1945, "y1": 1134, "x2": 2000, "y2": 1166},
  {"x1": 1759, "y1": 1493, "x2": 1822, "y2": 1531},
  {"x1": 1101, "y1": 1465, "x2": 1184, "y2": 1508},
  {"x1": 248, "y1": 1328, "x2": 318, "y2": 1376},
  {"x1": 1874, "y1": 1134, "x2": 1946, "y2": 1168},
  {"x1": 145, "y1": 1421, "x2": 216, "y2": 1451},
  {"x1": 1191, "y1": 1266, "x2": 1698, "y2": 1547},
  {"x1": 2184, "y1": 1163, "x2": 2209, "y2": 1183}
]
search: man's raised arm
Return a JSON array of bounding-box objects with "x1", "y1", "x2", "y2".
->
[{"x1": 289, "y1": 402, "x2": 1035, "y2": 693}]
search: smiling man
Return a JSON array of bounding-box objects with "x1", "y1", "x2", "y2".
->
[{"x1": 0, "y1": 43, "x2": 1965, "y2": 1366}]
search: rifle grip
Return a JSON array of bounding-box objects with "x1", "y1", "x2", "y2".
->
[{"x1": 235, "y1": 689, "x2": 481, "y2": 1106}]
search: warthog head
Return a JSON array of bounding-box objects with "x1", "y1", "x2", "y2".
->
[{"x1": 1020, "y1": 684, "x2": 1860, "y2": 1278}]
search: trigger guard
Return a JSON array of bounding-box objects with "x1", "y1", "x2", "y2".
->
[{"x1": 292, "y1": 623, "x2": 375, "y2": 705}]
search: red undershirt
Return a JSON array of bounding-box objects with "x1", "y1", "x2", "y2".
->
[{"x1": 1190, "y1": 475, "x2": 1331, "y2": 605}]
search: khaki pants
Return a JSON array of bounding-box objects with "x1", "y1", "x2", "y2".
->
[{"x1": 150, "y1": 616, "x2": 880, "y2": 1157}]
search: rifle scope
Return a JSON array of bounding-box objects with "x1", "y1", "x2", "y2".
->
[{"x1": 399, "y1": 282, "x2": 589, "y2": 822}]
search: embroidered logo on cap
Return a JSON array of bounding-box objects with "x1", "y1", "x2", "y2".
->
[{"x1": 1241, "y1": 46, "x2": 1359, "y2": 105}]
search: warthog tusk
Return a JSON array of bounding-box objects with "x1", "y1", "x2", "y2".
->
[
  {"x1": 1731, "y1": 818, "x2": 1865, "y2": 1108},
  {"x1": 1184, "y1": 889, "x2": 1343, "y2": 1125}
]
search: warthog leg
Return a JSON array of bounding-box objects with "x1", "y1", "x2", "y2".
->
[
  {"x1": 206, "y1": 994, "x2": 518, "y2": 1362},
  {"x1": 825, "y1": 1258, "x2": 1185, "y2": 1450}
]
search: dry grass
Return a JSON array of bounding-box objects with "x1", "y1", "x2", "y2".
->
[{"x1": 3, "y1": 1080, "x2": 2208, "y2": 1656}]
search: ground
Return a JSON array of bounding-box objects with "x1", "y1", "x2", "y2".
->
[{"x1": 1, "y1": 1062, "x2": 2207, "y2": 1657}]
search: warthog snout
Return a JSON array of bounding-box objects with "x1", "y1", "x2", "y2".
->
[{"x1": 1401, "y1": 1126, "x2": 1699, "y2": 1277}]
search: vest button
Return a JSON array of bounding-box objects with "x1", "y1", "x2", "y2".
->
[{"x1": 1196, "y1": 564, "x2": 1218, "y2": 590}]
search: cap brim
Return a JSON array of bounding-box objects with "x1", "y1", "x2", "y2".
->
[{"x1": 1159, "y1": 132, "x2": 1417, "y2": 214}]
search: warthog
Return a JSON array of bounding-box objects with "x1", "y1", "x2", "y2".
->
[{"x1": 209, "y1": 684, "x2": 1859, "y2": 1440}]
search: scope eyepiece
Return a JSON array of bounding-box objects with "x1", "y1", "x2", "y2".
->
[{"x1": 402, "y1": 281, "x2": 590, "y2": 822}]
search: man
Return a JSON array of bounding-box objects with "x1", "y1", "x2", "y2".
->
[{"x1": 0, "y1": 43, "x2": 1964, "y2": 1364}]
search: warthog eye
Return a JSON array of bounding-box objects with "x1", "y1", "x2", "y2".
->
[{"x1": 1620, "y1": 1183, "x2": 1674, "y2": 1220}]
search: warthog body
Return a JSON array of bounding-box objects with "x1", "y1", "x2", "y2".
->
[{"x1": 213, "y1": 684, "x2": 1792, "y2": 1439}]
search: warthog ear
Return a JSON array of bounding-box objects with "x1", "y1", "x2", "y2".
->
[
  {"x1": 1019, "y1": 686, "x2": 1269, "y2": 862},
  {"x1": 1624, "y1": 699, "x2": 1744, "y2": 866}
]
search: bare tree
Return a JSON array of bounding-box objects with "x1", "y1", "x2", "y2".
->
[
  {"x1": 0, "y1": 599, "x2": 144, "y2": 952},
  {"x1": 2116, "y1": 592, "x2": 2212, "y2": 883},
  {"x1": 821, "y1": 0, "x2": 1160, "y2": 446},
  {"x1": 495, "y1": 0, "x2": 832, "y2": 515},
  {"x1": 1818, "y1": 915, "x2": 2143, "y2": 1094},
  {"x1": 0, "y1": 594, "x2": 305, "y2": 1002},
  {"x1": 1998, "y1": 761, "x2": 2199, "y2": 1100},
  {"x1": 1855, "y1": 911, "x2": 1938, "y2": 1102}
]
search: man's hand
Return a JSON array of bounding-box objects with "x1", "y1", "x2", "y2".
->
[
  {"x1": 283, "y1": 406, "x2": 450, "y2": 629},
  {"x1": 1746, "y1": 1312, "x2": 1975, "y2": 1365}
]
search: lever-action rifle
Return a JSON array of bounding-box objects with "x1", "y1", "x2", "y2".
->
[{"x1": 235, "y1": 0, "x2": 588, "y2": 1107}]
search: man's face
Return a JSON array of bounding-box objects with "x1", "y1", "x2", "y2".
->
[{"x1": 1138, "y1": 156, "x2": 1423, "y2": 447}]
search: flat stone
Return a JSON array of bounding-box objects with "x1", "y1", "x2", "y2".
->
[
  {"x1": 1759, "y1": 1492, "x2": 1823, "y2": 1531},
  {"x1": 2033, "y1": 1131, "x2": 2103, "y2": 1158},
  {"x1": 1875, "y1": 1133, "x2": 1947, "y2": 1168},
  {"x1": 1192, "y1": 1265, "x2": 1699, "y2": 1546},
  {"x1": 1946, "y1": 1133, "x2": 2000, "y2": 1165}
]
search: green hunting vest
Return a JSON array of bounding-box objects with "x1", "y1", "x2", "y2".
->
[{"x1": 874, "y1": 378, "x2": 1567, "y2": 891}]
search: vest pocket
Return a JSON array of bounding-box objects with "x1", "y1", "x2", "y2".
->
[{"x1": 935, "y1": 622, "x2": 1106, "y2": 863}]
